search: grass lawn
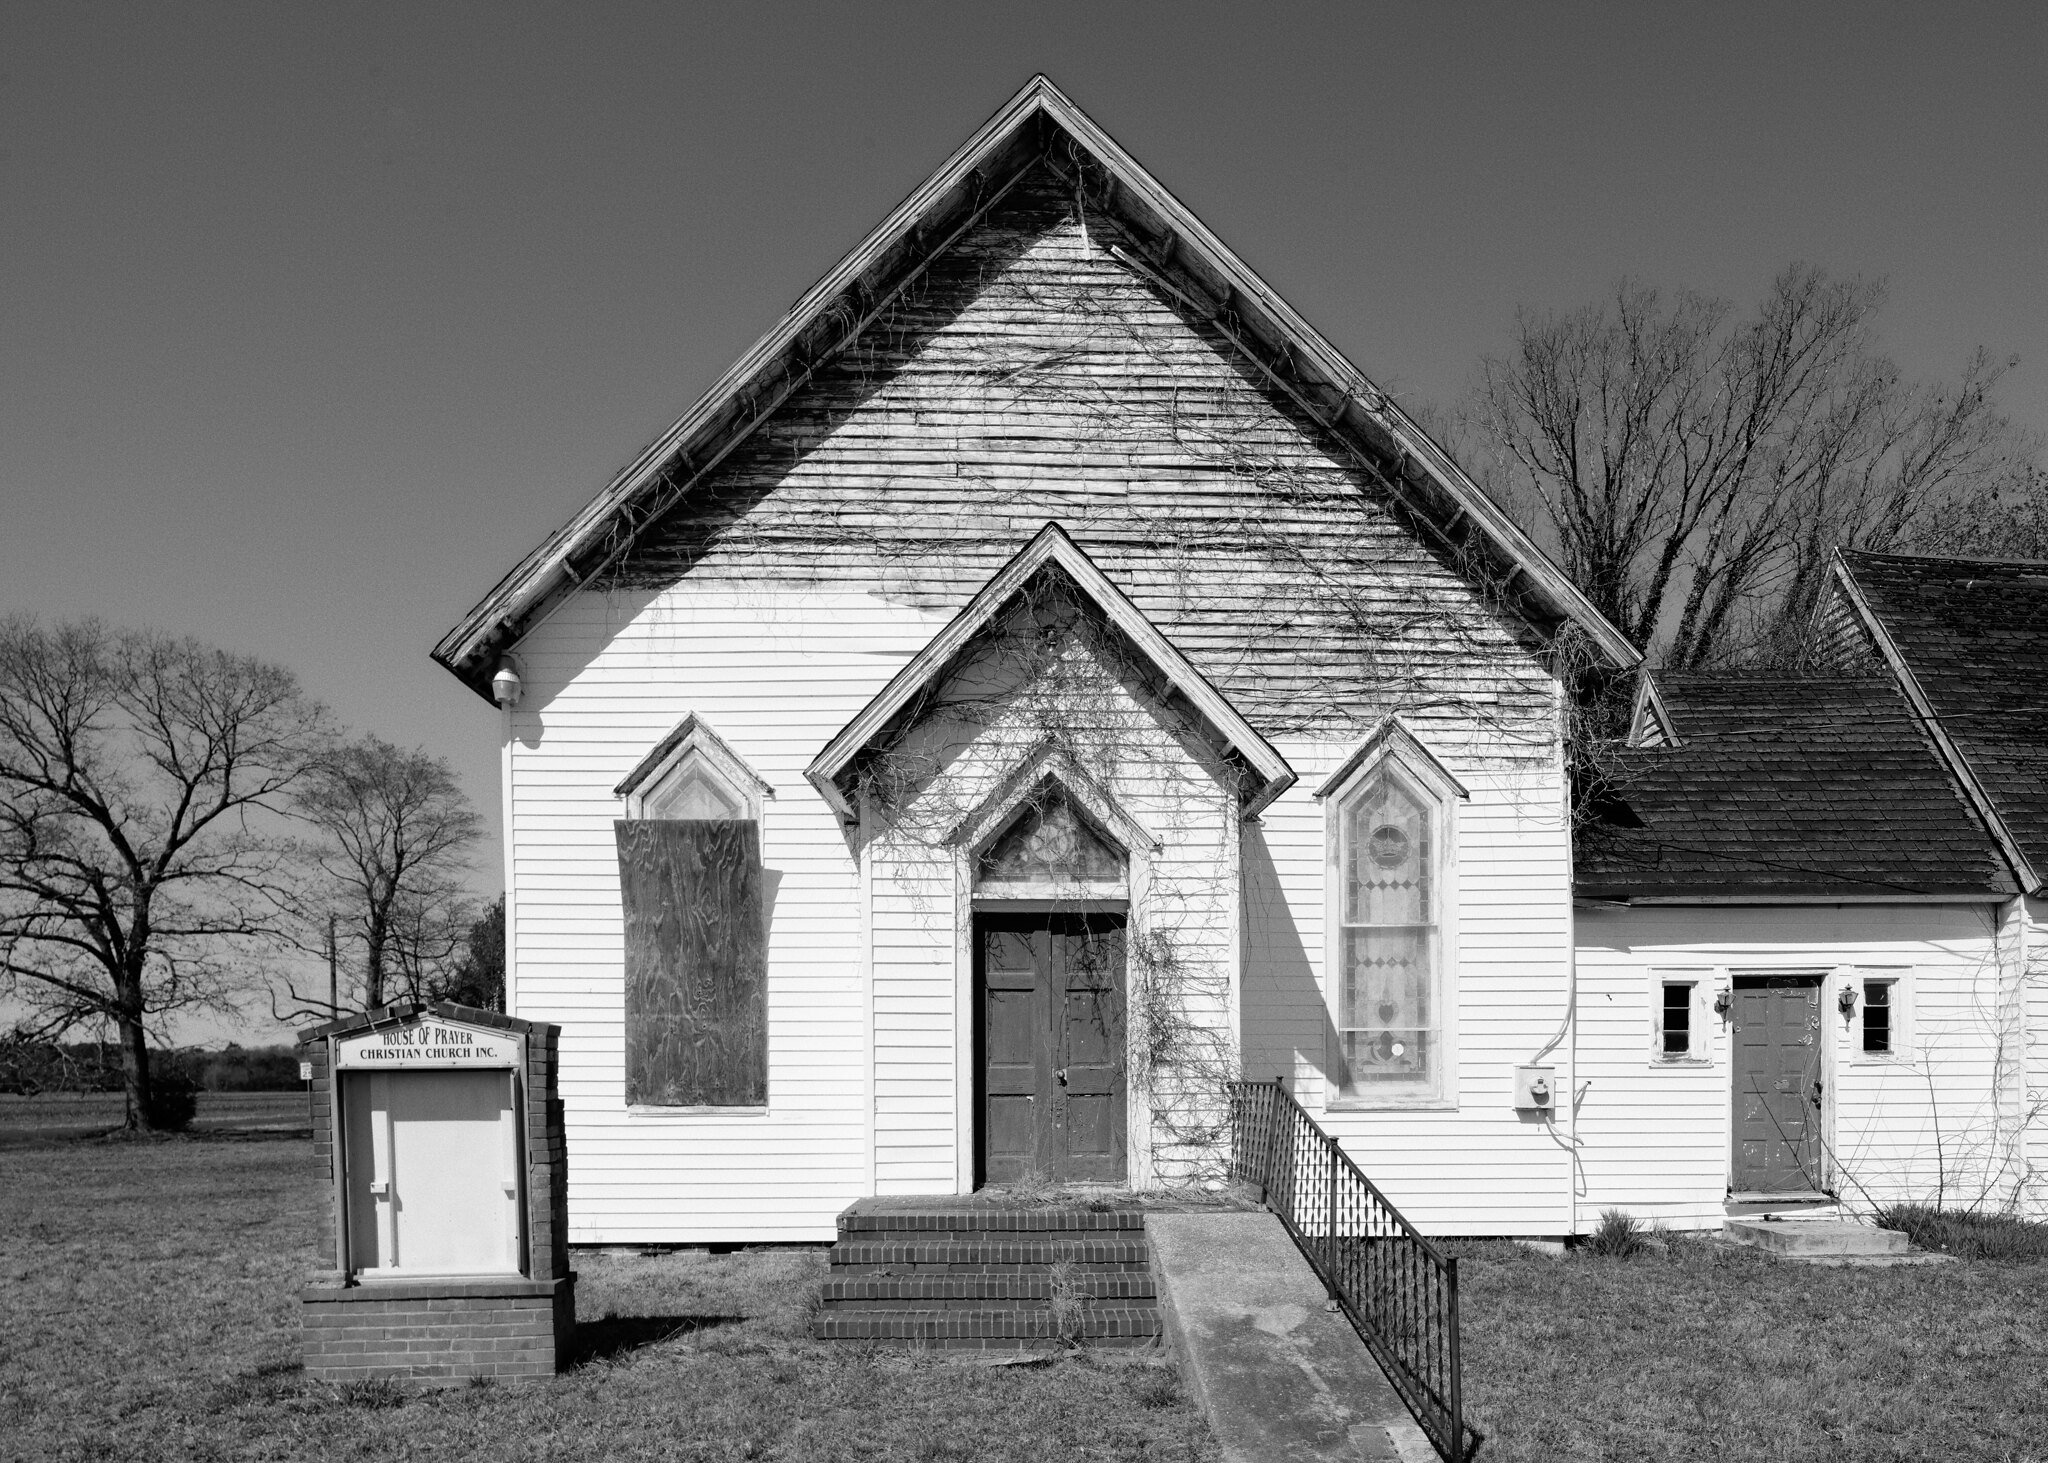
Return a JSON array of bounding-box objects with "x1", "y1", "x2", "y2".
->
[
  {"x1": 0, "y1": 1135, "x2": 1213, "y2": 1463},
  {"x1": 1448, "y1": 1234, "x2": 2048, "y2": 1463},
  {"x1": 0, "y1": 1092, "x2": 313, "y2": 1147}
]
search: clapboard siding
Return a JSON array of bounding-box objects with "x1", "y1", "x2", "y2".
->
[
  {"x1": 501, "y1": 164, "x2": 1588, "y2": 1242},
  {"x1": 1573, "y1": 904, "x2": 2013, "y2": 1227}
]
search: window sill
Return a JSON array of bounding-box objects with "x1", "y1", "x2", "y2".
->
[
  {"x1": 1650, "y1": 1057, "x2": 1714, "y2": 1068},
  {"x1": 626, "y1": 1104, "x2": 771, "y2": 1117},
  {"x1": 1323, "y1": 1098, "x2": 1458, "y2": 1114}
]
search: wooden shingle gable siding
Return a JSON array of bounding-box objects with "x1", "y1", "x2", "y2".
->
[
  {"x1": 596, "y1": 169, "x2": 1561, "y2": 753},
  {"x1": 433, "y1": 77, "x2": 1636, "y2": 694}
]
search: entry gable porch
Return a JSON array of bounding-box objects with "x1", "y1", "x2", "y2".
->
[{"x1": 842, "y1": 529, "x2": 1268, "y2": 1194}]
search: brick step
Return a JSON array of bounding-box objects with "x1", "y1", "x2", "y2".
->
[
  {"x1": 841, "y1": 1226, "x2": 1146, "y2": 1246},
  {"x1": 837, "y1": 1206, "x2": 1146, "y2": 1236},
  {"x1": 822, "y1": 1273, "x2": 1157, "y2": 1306},
  {"x1": 814, "y1": 1306, "x2": 1163, "y2": 1344},
  {"x1": 828, "y1": 1239, "x2": 1151, "y2": 1269}
]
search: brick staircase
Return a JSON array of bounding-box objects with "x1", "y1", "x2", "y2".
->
[{"x1": 814, "y1": 1198, "x2": 1162, "y2": 1350}]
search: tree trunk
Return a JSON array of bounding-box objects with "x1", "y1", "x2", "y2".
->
[{"x1": 119, "y1": 1008, "x2": 156, "y2": 1133}]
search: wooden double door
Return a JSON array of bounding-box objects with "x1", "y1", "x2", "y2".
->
[
  {"x1": 975, "y1": 912, "x2": 1128, "y2": 1186},
  {"x1": 1730, "y1": 975, "x2": 1827, "y2": 1196}
]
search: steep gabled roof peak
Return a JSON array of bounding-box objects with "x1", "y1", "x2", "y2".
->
[
  {"x1": 433, "y1": 75, "x2": 1639, "y2": 694},
  {"x1": 806, "y1": 521, "x2": 1296, "y2": 821}
]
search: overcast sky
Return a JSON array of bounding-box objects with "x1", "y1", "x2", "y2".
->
[{"x1": 6, "y1": 2, "x2": 2045, "y2": 1040}]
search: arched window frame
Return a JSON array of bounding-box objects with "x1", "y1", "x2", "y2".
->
[
  {"x1": 1315, "y1": 719, "x2": 1466, "y2": 1111},
  {"x1": 615, "y1": 715, "x2": 773, "y2": 822}
]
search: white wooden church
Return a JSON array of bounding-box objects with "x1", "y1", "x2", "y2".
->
[{"x1": 435, "y1": 78, "x2": 2044, "y2": 1243}]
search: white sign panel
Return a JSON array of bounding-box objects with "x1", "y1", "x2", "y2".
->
[{"x1": 335, "y1": 1018, "x2": 521, "y2": 1071}]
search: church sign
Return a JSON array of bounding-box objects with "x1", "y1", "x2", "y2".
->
[{"x1": 334, "y1": 1017, "x2": 521, "y2": 1070}]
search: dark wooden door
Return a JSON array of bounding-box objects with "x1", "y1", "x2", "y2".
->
[
  {"x1": 1731, "y1": 975, "x2": 1826, "y2": 1195},
  {"x1": 975, "y1": 912, "x2": 1127, "y2": 1186}
]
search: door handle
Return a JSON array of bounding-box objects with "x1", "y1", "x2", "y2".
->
[{"x1": 1056, "y1": 1067, "x2": 1068, "y2": 1087}]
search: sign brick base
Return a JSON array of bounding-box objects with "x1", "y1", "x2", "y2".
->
[{"x1": 300, "y1": 1275, "x2": 576, "y2": 1385}]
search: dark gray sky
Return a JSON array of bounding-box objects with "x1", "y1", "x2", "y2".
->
[{"x1": 6, "y1": 2, "x2": 2045, "y2": 1034}]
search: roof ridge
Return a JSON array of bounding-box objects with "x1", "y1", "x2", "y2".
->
[{"x1": 1843, "y1": 547, "x2": 2048, "y2": 571}]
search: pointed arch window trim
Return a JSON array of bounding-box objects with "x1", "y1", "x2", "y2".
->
[
  {"x1": 615, "y1": 715, "x2": 775, "y2": 821},
  {"x1": 945, "y1": 742, "x2": 1160, "y2": 858},
  {"x1": 1319, "y1": 719, "x2": 1462, "y2": 1111}
]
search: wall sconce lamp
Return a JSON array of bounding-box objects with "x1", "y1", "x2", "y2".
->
[
  {"x1": 491, "y1": 658, "x2": 523, "y2": 709},
  {"x1": 1837, "y1": 985, "x2": 1859, "y2": 1018},
  {"x1": 1712, "y1": 987, "x2": 1733, "y2": 1018}
]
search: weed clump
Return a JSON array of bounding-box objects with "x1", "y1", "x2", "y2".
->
[{"x1": 1585, "y1": 1209, "x2": 1650, "y2": 1259}]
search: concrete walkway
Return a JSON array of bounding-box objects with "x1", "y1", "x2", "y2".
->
[{"x1": 1148, "y1": 1211, "x2": 1433, "y2": 1463}]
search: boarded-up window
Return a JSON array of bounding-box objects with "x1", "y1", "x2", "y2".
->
[{"x1": 615, "y1": 819, "x2": 766, "y2": 1107}]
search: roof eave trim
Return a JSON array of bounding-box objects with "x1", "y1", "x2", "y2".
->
[
  {"x1": 804, "y1": 522, "x2": 1295, "y2": 822},
  {"x1": 1832, "y1": 549, "x2": 2042, "y2": 893},
  {"x1": 1627, "y1": 672, "x2": 1682, "y2": 748}
]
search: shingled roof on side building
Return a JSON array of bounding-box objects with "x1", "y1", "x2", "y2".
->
[
  {"x1": 1576, "y1": 676, "x2": 2015, "y2": 901},
  {"x1": 1827, "y1": 551, "x2": 2048, "y2": 887}
]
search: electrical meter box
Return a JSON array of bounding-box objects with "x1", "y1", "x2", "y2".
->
[
  {"x1": 1513, "y1": 1064, "x2": 1556, "y2": 1113},
  {"x1": 298, "y1": 1001, "x2": 572, "y2": 1387}
]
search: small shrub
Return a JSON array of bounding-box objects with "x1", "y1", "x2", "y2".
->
[
  {"x1": 1872, "y1": 1202, "x2": 2048, "y2": 1262},
  {"x1": 144, "y1": 1075, "x2": 199, "y2": 1132},
  {"x1": 1585, "y1": 1209, "x2": 1649, "y2": 1259}
]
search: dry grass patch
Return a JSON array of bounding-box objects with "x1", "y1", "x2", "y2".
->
[
  {"x1": 1447, "y1": 1233, "x2": 2048, "y2": 1462},
  {"x1": 0, "y1": 1136, "x2": 1213, "y2": 1463}
]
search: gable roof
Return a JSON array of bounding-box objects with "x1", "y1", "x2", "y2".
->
[
  {"x1": 1576, "y1": 676, "x2": 2015, "y2": 902},
  {"x1": 432, "y1": 75, "x2": 1639, "y2": 699},
  {"x1": 805, "y1": 522, "x2": 1294, "y2": 821},
  {"x1": 1827, "y1": 549, "x2": 2048, "y2": 891}
]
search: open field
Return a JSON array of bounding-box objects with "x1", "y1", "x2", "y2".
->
[
  {"x1": 0, "y1": 1091, "x2": 312, "y2": 1146},
  {"x1": 0, "y1": 1137, "x2": 1214, "y2": 1463},
  {"x1": 1449, "y1": 1234, "x2": 2048, "y2": 1462}
]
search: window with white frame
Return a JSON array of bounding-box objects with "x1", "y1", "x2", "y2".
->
[
  {"x1": 1854, "y1": 968, "x2": 1910, "y2": 1057},
  {"x1": 1650, "y1": 971, "x2": 1710, "y2": 1062},
  {"x1": 1329, "y1": 758, "x2": 1452, "y2": 1103}
]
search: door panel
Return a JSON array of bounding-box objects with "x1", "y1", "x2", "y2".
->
[
  {"x1": 1730, "y1": 976, "x2": 1826, "y2": 1195},
  {"x1": 1055, "y1": 921, "x2": 1126, "y2": 1181},
  {"x1": 342, "y1": 1069, "x2": 521, "y2": 1275},
  {"x1": 976, "y1": 912, "x2": 1127, "y2": 1186}
]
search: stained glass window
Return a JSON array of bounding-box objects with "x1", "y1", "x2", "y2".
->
[
  {"x1": 1335, "y1": 767, "x2": 1440, "y2": 1097},
  {"x1": 978, "y1": 790, "x2": 1123, "y2": 886}
]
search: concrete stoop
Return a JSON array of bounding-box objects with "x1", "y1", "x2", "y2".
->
[
  {"x1": 1723, "y1": 1217, "x2": 1909, "y2": 1259},
  {"x1": 1148, "y1": 1211, "x2": 1426, "y2": 1463}
]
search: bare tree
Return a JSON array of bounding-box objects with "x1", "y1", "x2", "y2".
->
[
  {"x1": 1476, "y1": 265, "x2": 2038, "y2": 667},
  {"x1": 437, "y1": 895, "x2": 505, "y2": 1012},
  {"x1": 0, "y1": 619, "x2": 334, "y2": 1129},
  {"x1": 286, "y1": 737, "x2": 481, "y2": 1015}
]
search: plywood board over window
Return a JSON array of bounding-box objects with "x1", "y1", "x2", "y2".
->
[{"x1": 615, "y1": 819, "x2": 768, "y2": 1108}]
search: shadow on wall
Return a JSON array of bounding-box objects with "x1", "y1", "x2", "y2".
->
[{"x1": 1240, "y1": 824, "x2": 1337, "y2": 1091}]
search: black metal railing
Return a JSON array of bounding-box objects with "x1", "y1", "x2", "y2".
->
[{"x1": 1227, "y1": 1080, "x2": 1481, "y2": 1463}]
